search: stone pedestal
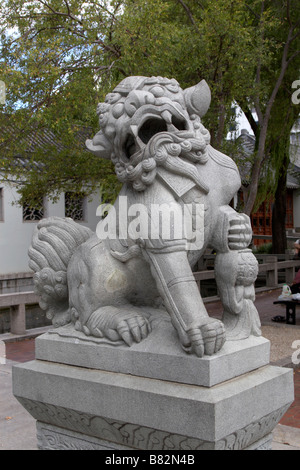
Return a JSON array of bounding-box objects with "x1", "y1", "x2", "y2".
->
[{"x1": 12, "y1": 314, "x2": 294, "y2": 451}]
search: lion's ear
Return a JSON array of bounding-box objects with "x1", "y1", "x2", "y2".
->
[
  {"x1": 184, "y1": 80, "x2": 211, "y2": 118},
  {"x1": 86, "y1": 131, "x2": 112, "y2": 159}
]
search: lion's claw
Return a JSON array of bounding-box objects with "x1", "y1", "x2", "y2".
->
[
  {"x1": 187, "y1": 318, "x2": 226, "y2": 357},
  {"x1": 85, "y1": 306, "x2": 151, "y2": 346},
  {"x1": 116, "y1": 316, "x2": 150, "y2": 345}
]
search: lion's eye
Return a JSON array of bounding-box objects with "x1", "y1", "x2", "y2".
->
[
  {"x1": 150, "y1": 86, "x2": 164, "y2": 98},
  {"x1": 112, "y1": 103, "x2": 124, "y2": 119}
]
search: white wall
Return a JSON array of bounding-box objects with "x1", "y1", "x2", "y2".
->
[{"x1": 0, "y1": 182, "x2": 102, "y2": 275}]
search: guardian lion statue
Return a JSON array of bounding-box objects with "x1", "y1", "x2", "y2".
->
[{"x1": 29, "y1": 76, "x2": 261, "y2": 357}]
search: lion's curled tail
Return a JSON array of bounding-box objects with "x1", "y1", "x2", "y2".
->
[{"x1": 28, "y1": 217, "x2": 92, "y2": 327}]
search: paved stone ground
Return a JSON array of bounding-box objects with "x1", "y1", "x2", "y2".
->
[{"x1": 0, "y1": 360, "x2": 37, "y2": 450}]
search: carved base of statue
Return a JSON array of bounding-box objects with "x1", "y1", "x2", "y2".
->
[
  {"x1": 13, "y1": 319, "x2": 294, "y2": 451},
  {"x1": 29, "y1": 309, "x2": 271, "y2": 386}
]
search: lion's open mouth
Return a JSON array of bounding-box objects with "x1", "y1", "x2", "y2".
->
[{"x1": 123, "y1": 111, "x2": 189, "y2": 159}]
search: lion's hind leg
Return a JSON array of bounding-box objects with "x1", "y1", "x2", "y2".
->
[{"x1": 67, "y1": 237, "x2": 152, "y2": 346}]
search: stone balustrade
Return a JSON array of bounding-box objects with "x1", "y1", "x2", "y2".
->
[
  {"x1": 194, "y1": 256, "x2": 299, "y2": 294},
  {"x1": 0, "y1": 291, "x2": 39, "y2": 335}
]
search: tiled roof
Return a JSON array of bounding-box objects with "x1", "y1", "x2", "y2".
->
[
  {"x1": 290, "y1": 144, "x2": 300, "y2": 167},
  {"x1": 0, "y1": 117, "x2": 93, "y2": 171},
  {"x1": 0, "y1": 116, "x2": 92, "y2": 151},
  {"x1": 287, "y1": 164, "x2": 300, "y2": 189},
  {"x1": 238, "y1": 131, "x2": 256, "y2": 155}
]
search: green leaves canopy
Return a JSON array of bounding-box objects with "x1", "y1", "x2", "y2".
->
[{"x1": 0, "y1": 0, "x2": 299, "y2": 208}]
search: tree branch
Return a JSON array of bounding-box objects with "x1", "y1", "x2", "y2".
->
[
  {"x1": 287, "y1": 49, "x2": 300, "y2": 66},
  {"x1": 286, "y1": 0, "x2": 292, "y2": 27},
  {"x1": 36, "y1": 0, "x2": 83, "y2": 25},
  {"x1": 176, "y1": 0, "x2": 200, "y2": 33},
  {"x1": 290, "y1": 27, "x2": 300, "y2": 43},
  {"x1": 239, "y1": 102, "x2": 259, "y2": 136},
  {"x1": 63, "y1": 0, "x2": 71, "y2": 16},
  {"x1": 36, "y1": 0, "x2": 67, "y2": 17},
  {"x1": 245, "y1": 3, "x2": 260, "y2": 20},
  {"x1": 253, "y1": 1, "x2": 265, "y2": 126},
  {"x1": 264, "y1": 24, "x2": 295, "y2": 120}
]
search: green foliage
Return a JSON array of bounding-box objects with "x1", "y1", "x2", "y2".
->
[
  {"x1": 0, "y1": 0, "x2": 123, "y2": 203},
  {"x1": 0, "y1": 0, "x2": 299, "y2": 208},
  {"x1": 252, "y1": 242, "x2": 273, "y2": 254},
  {"x1": 113, "y1": 0, "x2": 259, "y2": 148}
]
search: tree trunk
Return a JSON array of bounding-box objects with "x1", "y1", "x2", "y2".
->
[
  {"x1": 272, "y1": 168, "x2": 287, "y2": 254},
  {"x1": 214, "y1": 101, "x2": 226, "y2": 150}
]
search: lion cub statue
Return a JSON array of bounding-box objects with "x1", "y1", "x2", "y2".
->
[{"x1": 29, "y1": 76, "x2": 261, "y2": 357}]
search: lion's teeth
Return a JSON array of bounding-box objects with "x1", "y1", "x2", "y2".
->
[
  {"x1": 161, "y1": 110, "x2": 172, "y2": 124},
  {"x1": 130, "y1": 125, "x2": 138, "y2": 137},
  {"x1": 168, "y1": 124, "x2": 177, "y2": 133},
  {"x1": 136, "y1": 136, "x2": 144, "y2": 149}
]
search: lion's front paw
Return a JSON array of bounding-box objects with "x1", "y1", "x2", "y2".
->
[
  {"x1": 186, "y1": 318, "x2": 226, "y2": 357},
  {"x1": 83, "y1": 305, "x2": 151, "y2": 346}
]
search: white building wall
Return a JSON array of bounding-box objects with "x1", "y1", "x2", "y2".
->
[
  {"x1": 0, "y1": 183, "x2": 35, "y2": 275},
  {"x1": 0, "y1": 182, "x2": 101, "y2": 275},
  {"x1": 45, "y1": 193, "x2": 65, "y2": 218}
]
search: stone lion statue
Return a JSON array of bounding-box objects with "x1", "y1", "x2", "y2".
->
[{"x1": 29, "y1": 76, "x2": 261, "y2": 357}]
